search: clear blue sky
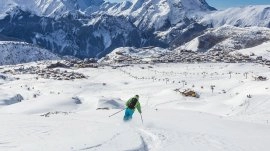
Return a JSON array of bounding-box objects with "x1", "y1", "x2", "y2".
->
[{"x1": 107, "y1": 0, "x2": 270, "y2": 10}]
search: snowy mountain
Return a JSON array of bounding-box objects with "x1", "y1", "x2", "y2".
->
[
  {"x1": 0, "y1": 0, "x2": 217, "y2": 58},
  {"x1": 0, "y1": 0, "x2": 269, "y2": 59},
  {"x1": 105, "y1": 0, "x2": 216, "y2": 30},
  {"x1": 103, "y1": 0, "x2": 216, "y2": 47},
  {"x1": 179, "y1": 25, "x2": 270, "y2": 52},
  {"x1": 0, "y1": 41, "x2": 59, "y2": 65},
  {"x1": 0, "y1": 0, "x2": 104, "y2": 18},
  {"x1": 201, "y1": 5, "x2": 270, "y2": 28},
  {"x1": 0, "y1": 8, "x2": 160, "y2": 58}
]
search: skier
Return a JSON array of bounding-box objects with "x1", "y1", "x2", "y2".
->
[{"x1": 123, "y1": 95, "x2": 142, "y2": 121}]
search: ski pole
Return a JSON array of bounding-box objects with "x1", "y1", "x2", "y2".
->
[
  {"x1": 109, "y1": 108, "x2": 125, "y2": 117},
  {"x1": 140, "y1": 113, "x2": 143, "y2": 124}
]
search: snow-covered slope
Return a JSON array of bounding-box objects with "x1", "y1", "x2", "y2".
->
[
  {"x1": 0, "y1": 41, "x2": 59, "y2": 65},
  {"x1": 202, "y1": 5, "x2": 270, "y2": 28},
  {"x1": 179, "y1": 25, "x2": 270, "y2": 52},
  {"x1": 231, "y1": 42, "x2": 270, "y2": 60},
  {"x1": 0, "y1": 62, "x2": 270, "y2": 150},
  {"x1": 101, "y1": 46, "x2": 169, "y2": 64}
]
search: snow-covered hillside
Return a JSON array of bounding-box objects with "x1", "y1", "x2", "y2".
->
[
  {"x1": 202, "y1": 5, "x2": 270, "y2": 28},
  {"x1": 231, "y1": 42, "x2": 270, "y2": 60},
  {"x1": 179, "y1": 25, "x2": 270, "y2": 52},
  {"x1": 101, "y1": 46, "x2": 169, "y2": 64},
  {"x1": 0, "y1": 62, "x2": 270, "y2": 150},
  {"x1": 0, "y1": 41, "x2": 59, "y2": 65}
]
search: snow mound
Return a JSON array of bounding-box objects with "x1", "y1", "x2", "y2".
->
[
  {"x1": 97, "y1": 97, "x2": 125, "y2": 110},
  {"x1": 0, "y1": 41, "x2": 60, "y2": 65},
  {"x1": 0, "y1": 94, "x2": 23, "y2": 106},
  {"x1": 0, "y1": 95, "x2": 81, "y2": 114}
]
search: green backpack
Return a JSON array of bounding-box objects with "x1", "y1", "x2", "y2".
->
[{"x1": 128, "y1": 98, "x2": 138, "y2": 109}]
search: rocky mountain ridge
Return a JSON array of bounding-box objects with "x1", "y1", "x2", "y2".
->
[{"x1": 0, "y1": 0, "x2": 269, "y2": 60}]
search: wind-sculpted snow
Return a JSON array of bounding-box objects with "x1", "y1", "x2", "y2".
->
[
  {"x1": 0, "y1": 41, "x2": 59, "y2": 65},
  {"x1": 97, "y1": 97, "x2": 125, "y2": 110}
]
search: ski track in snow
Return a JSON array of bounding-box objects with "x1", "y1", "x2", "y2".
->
[
  {"x1": 75, "y1": 118, "x2": 165, "y2": 151},
  {"x1": 182, "y1": 132, "x2": 244, "y2": 151},
  {"x1": 132, "y1": 128, "x2": 160, "y2": 151},
  {"x1": 78, "y1": 133, "x2": 121, "y2": 151},
  {"x1": 136, "y1": 127, "x2": 244, "y2": 151},
  {"x1": 138, "y1": 127, "x2": 245, "y2": 151}
]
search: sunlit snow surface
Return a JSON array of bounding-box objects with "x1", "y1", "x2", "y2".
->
[{"x1": 0, "y1": 62, "x2": 270, "y2": 151}]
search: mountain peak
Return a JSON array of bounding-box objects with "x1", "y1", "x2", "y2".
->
[
  {"x1": 0, "y1": 0, "x2": 106, "y2": 17},
  {"x1": 114, "y1": 0, "x2": 216, "y2": 30}
]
